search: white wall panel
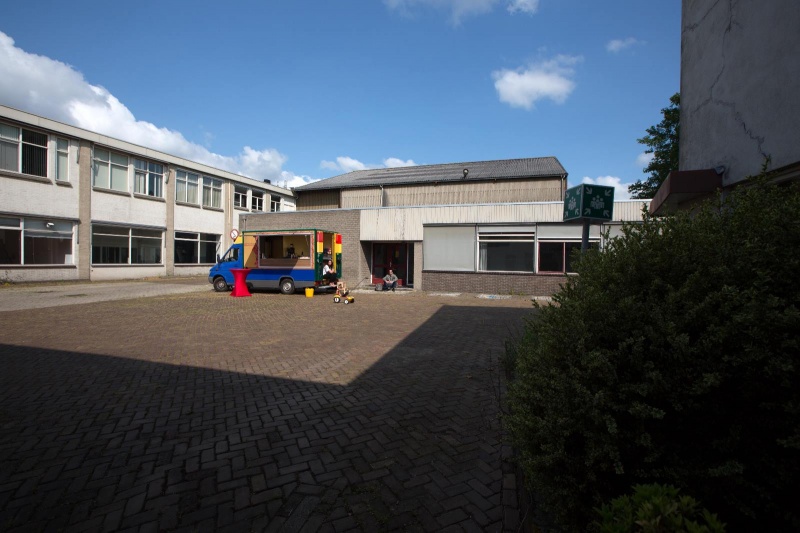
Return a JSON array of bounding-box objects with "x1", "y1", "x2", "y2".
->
[{"x1": 174, "y1": 205, "x2": 225, "y2": 234}]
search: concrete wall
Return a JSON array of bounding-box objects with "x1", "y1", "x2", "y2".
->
[{"x1": 681, "y1": 0, "x2": 800, "y2": 185}]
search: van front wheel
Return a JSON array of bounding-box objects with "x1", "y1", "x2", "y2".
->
[
  {"x1": 213, "y1": 276, "x2": 230, "y2": 292},
  {"x1": 280, "y1": 279, "x2": 295, "y2": 295}
]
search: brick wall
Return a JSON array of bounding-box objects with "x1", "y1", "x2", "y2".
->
[{"x1": 422, "y1": 270, "x2": 568, "y2": 296}]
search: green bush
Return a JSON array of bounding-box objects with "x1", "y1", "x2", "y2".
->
[
  {"x1": 595, "y1": 483, "x2": 725, "y2": 533},
  {"x1": 505, "y1": 176, "x2": 800, "y2": 531}
]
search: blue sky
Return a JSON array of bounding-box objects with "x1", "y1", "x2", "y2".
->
[{"x1": 0, "y1": 0, "x2": 680, "y2": 198}]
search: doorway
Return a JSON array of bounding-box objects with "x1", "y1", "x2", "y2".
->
[{"x1": 371, "y1": 242, "x2": 413, "y2": 287}]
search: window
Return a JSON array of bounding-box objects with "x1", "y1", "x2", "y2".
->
[
  {"x1": 0, "y1": 217, "x2": 74, "y2": 265},
  {"x1": 56, "y1": 138, "x2": 69, "y2": 181},
  {"x1": 252, "y1": 194, "x2": 264, "y2": 212},
  {"x1": 174, "y1": 232, "x2": 219, "y2": 264},
  {"x1": 92, "y1": 225, "x2": 162, "y2": 264},
  {"x1": 270, "y1": 195, "x2": 281, "y2": 212},
  {"x1": 478, "y1": 231, "x2": 535, "y2": 272},
  {"x1": 538, "y1": 241, "x2": 595, "y2": 273},
  {"x1": 0, "y1": 123, "x2": 48, "y2": 177},
  {"x1": 93, "y1": 148, "x2": 128, "y2": 191},
  {"x1": 134, "y1": 159, "x2": 164, "y2": 197},
  {"x1": 234, "y1": 187, "x2": 247, "y2": 208},
  {"x1": 176, "y1": 170, "x2": 199, "y2": 204},
  {"x1": 202, "y1": 177, "x2": 222, "y2": 208}
]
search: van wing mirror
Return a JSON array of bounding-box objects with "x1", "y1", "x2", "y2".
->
[{"x1": 216, "y1": 254, "x2": 221, "y2": 263}]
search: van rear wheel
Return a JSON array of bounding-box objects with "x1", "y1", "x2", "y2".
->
[
  {"x1": 280, "y1": 278, "x2": 295, "y2": 295},
  {"x1": 213, "y1": 277, "x2": 230, "y2": 292}
]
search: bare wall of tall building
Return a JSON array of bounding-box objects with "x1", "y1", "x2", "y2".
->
[{"x1": 680, "y1": 0, "x2": 800, "y2": 185}]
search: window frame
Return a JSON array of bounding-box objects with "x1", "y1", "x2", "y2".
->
[
  {"x1": 477, "y1": 231, "x2": 535, "y2": 273},
  {"x1": 174, "y1": 231, "x2": 220, "y2": 264},
  {"x1": 55, "y1": 138, "x2": 70, "y2": 182},
  {"x1": 176, "y1": 169, "x2": 200, "y2": 204},
  {"x1": 93, "y1": 147, "x2": 129, "y2": 192},
  {"x1": 252, "y1": 194, "x2": 264, "y2": 212},
  {"x1": 91, "y1": 224, "x2": 163, "y2": 265},
  {"x1": 134, "y1": 158, "x2": 164, "y2": 198},
  {"x1": 202, "y1": 176, "x2": 222, "y2": 208},
  {"x1": 0, "y1": 123, "x2": 48, "y2": 178},
  {"x1": 1, "y1": 217, "x2": 74, "y2": 265},
  {"x1": 537, "y1": 240, "x2": 598, "y2": 274},
  {"x1": 234, "y1": 187, "x2": 248, "y2": 209}
]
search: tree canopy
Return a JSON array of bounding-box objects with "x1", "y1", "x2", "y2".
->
[{"x1": 629, "y1": 93, "x2": 680, "y2": 199}]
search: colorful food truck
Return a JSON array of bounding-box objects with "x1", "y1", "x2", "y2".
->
[{"x1": 209, "y1": 229, "x2": 342, "y2": 294}]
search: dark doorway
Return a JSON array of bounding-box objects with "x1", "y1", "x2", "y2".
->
[{"x1": 371, "y1": 242, "x2": 413, "y2": 287}]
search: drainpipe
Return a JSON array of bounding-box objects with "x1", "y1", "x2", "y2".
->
[{"x1": 380, "y1": 185, "x2": 385, "y2": 207}]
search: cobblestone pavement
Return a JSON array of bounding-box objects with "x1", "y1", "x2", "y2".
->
[{"x1": 0, "y1": 287, "x2": 534, "y2": 532}]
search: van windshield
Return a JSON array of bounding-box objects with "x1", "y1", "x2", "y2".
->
[{"x1": 221, "y1": 247, "x2": 239, "y2": 262}]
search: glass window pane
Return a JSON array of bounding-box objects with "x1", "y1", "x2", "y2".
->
[
  {"x1": 22, "y1": 144, "x2": 47, "y2": 177},
  {"x1": 57, "y1": 151, "x2": 69, "y2": 181},
  {"x1": 110, "y1": 164, "x2": 127, "y2": 191},
  {"x1": 110, "y1": 152, "x2": 128, "y2": 166},
  {"x1": 134, "y1": 159, "x2": 147, "y2": 171},
  {"x1": 0, "y1": 140, "x2": 18, "y2": 171},
  {"x1": 479, "y1": 242, "x2": 533, "y2": 272},
  {"x1": 175, "y1": 232, "x2": 198, "y2": 240},
  {"x1": 94, "y1": 148, "x2": 109, "y2": 161},
  {"x1": 132, "y1": 229, "x2": 162, "y2": 238},
  {"x1": 0, "y1": 124, "x2": 19, "y2": 141},
  {"x1": 22, "y1": 129, "x2": 47, "y2": 147},
  {"x1": 93, "y1": 225, "x2": 129, "y2": 236},
  {"x1": 538, "y1": 242, "x2": 564, "y2": 272},
  {"x1": 57, "y1": 138, "x2": 68, "y2": 151},
  {"x1": 212, "y1": 188, "x2": 221, "y2": 208},
  {"x1": 135, "y1": 171, "x2": 146, "y2": 194},
  {"x1": 149, "y1": 162, "x2": 163, "y2": 174},
  {"x1": 24, "y1": 235, "x2": 72, "y2": 265},
  {"x1": 0, "y1": 228, "x2": 22, "y2": 264},
  {"x1": 149, "y1": 174, "x2": 162, "y2": 197},
  {"x1": 0, "y1": 217, "x2": 21, "y2": 228},
  {"x1": 94, "y1": 161, "x2": 110, "y2": 188},
  {"x1": 176, "y1": 180, "x2": 186, "y2": 203},
  {"x1": 174, "y1": 239, "x2": 198, "y2": 263},
  {"x1": 92, "y1": 234, "x2": 129, "y2": 264},
  {"x1": 131, "y1": 236, "x2": 162, "y2": 264},
  {"x1": 186, "y1": 180, "x2": 198, "y2": 204},
  {"x1": 200, "y1": 240, "x2": 217, "y2": 263}
]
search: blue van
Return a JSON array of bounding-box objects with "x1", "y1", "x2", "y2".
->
[{"x1": 209, "y1": 229, "x2": 342, "y2": 294}]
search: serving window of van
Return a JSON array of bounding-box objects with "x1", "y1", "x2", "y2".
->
[{"x1": 258, "y1": 233, "x2": 312, "y2": 268}]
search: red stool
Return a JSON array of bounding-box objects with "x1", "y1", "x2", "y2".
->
[{"x1": 230, "y1": 268, "x2": 252, "y2": 297}]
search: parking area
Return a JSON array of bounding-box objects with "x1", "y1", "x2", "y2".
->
[{"x1": 0, "y1": 282, "x2": 534, "y2": 532}]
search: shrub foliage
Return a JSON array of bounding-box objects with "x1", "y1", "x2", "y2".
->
[
  {"x1": 595, "y1": 483, "x2": 725, "y2": 533},
  {"x1": 506, "y1": 176, "x2": 800, "y2": 530}
]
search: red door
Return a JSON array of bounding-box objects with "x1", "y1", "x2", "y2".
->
[{"x1": 372, "y1": 243, "x2": 407, "y2": 286}]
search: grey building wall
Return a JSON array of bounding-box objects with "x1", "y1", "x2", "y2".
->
[
  {"x1": 680, "y1": 0, "x2": 800, "y2": 185},
  {"x1": 422, "y1": 271, "x2": 567, "y2": 296},
  {"x1": 240, "y1": 210, "x2": 371, "y2": 289}
]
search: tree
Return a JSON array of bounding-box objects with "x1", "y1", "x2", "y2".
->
[{"x1": 629, "y1": 93, "x2": 680, "y2": 199}]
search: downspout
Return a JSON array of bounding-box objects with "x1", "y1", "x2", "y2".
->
[{"x1": 380, "y1": 185, "x2": 385, "y2": 207}]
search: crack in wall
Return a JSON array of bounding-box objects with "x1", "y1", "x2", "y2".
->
[{"x1": 688, "y1": 0, "x2": 768, "y2": 161}]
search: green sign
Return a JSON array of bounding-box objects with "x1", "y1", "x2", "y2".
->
[{"x1": 563, "y1": 184, "x2": 615, "y2": 221}]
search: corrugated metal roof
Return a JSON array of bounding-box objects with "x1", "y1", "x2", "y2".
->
[{"x1": 296, "y1": 157, "x2": 567, "y2": 191}]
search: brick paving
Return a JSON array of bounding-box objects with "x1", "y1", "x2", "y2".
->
[{"x1": 0, "y1": 287, "x2": 534, "y2": 532}]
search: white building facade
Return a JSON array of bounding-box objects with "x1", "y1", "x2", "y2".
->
[{"x1": 0, "y1": 105, "x2": 295, "y2": 283}]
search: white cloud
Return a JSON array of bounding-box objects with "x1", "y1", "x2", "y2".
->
[
  {"x1": 320, "y1": 156, "x2": 369, "y2": 173},
  {"x1": 581, "y1": 176, "x2": 633, "y2": 201},
  {"x1": 606, "y1": 37, "x2": 641, "y2": 53},
  {"x1": 321, "y1": 156, "x2": 418, "y2": 173},
  {"x1": 385, "y1": 0, "x2": 539, "y2": 24},
  {"x1": 492, "y1": 54, "x2": 582, "y2": 110},
  {"x1": 0, "y1": 31, "x2": 314, "y2": 188},
  {"x1": 383, "y1": 157, "x2": 417, "y2": 167},
  {"x1": 507, "y1": 0, "x2": 539, "y2": 15},
  {"x1": 636, "y1": 151, "x2": 654, "y2": 168}
]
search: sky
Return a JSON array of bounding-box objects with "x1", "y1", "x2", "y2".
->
[{"x1": 0, "y1": 0, "x2": 680, "y2": 199}]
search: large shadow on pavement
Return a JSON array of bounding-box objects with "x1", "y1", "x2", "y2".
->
[{"x1": 0, "y1": 303, "x2": 531, "y2": 532}]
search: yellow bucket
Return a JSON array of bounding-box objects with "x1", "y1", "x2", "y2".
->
[{"x1": 305, "y1": 287, "x2": 314, "y2": 298}]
